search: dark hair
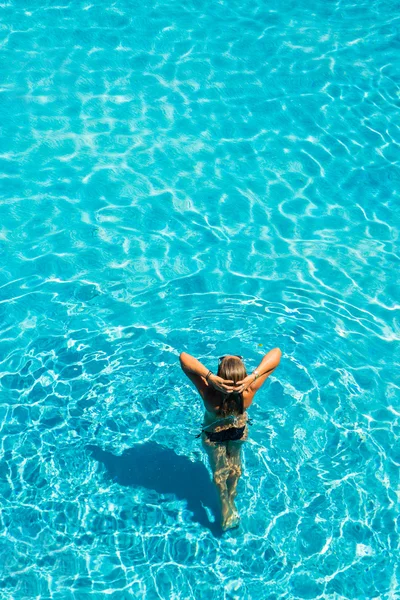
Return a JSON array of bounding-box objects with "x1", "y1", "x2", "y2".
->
[{"x1": 216, "y1": 356, "x2": 247, "y2": 416}]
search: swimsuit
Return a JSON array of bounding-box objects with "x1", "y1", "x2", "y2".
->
[
  {"x1": 197, "y1": 411, "x2": 251, "y2": 442},
  {"x1": 205, "y1": 426, "x2": 246, "y2": 443}
]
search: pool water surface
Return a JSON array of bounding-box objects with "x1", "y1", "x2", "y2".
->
[{"x1": 0, "y1": 0, "x2": 399, "y2": 598}]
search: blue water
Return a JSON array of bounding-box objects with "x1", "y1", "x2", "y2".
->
[{"x1": 0, "y1": 0, "x2": 399, "y2": 598}]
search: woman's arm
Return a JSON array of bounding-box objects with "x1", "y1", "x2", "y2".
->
[
  {"x1": 179, "y1": 352, "x2": 236, "y2": 394},
  {"x1": 179, "y1": 352, "x2": 212, "y2": 379},
  {"x1": 235, "y1": 348, "x2": 282, "y2": 394}
]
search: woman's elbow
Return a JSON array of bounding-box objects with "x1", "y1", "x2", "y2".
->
[
  {"x1": 179, "y1": 352, "x2": 188, "y2": 368},
  {"x1": 273, "y1": 347, "x2": 282, "y2": 364}
]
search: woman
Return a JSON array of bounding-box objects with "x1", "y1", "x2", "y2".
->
[{"x1": 179, "y1": 348, "x2": 282, "y2": 531}]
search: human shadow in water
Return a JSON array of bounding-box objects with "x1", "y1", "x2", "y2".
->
[{"x1": 87, "y1": 442, "x2": 222, "y2": 536}]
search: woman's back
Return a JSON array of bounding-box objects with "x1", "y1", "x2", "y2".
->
[{"x1": 202, "y1": 386, "x2": 254, "y2": 418}]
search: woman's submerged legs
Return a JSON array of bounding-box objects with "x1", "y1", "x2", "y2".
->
[
  {"x1": 202, "y1": 438, "x2": 236, "y2": 530},
  {"x1": 225, "y1": 441, "x2": 243, "y2": 528}
]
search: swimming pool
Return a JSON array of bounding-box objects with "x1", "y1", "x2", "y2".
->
[{"x1": 0, "y1": 0, "x2": 399, "y2": 597}]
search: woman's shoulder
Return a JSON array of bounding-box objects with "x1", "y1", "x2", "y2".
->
[
  {"x1": 242, "y1": 388, "x2": 255, "y2": 410},
  {"x1": 202, "y1": 388, "x2": 222, "y2": 412}
]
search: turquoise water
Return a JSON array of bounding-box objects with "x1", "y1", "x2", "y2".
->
[{"x1": 0, "y1": 0, "x2": 399, "y2": 597}]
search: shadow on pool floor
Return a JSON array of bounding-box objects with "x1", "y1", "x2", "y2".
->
[{"x1": 87, "y1": 442, "x2": 222, "y2": 536}]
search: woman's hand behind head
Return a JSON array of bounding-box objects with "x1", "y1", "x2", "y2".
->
[
  {"x1": 234, "y1": 374, "x2": 256, "y2": 394},
  {"x1": 208, "y1": 374, "x2": 236, "y2": 394}
]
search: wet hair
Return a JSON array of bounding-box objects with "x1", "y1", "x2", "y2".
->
[{"x1": 216, "y1": 356, "x2": 247, "y2": 416}]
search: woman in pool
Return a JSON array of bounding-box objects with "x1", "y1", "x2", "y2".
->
[{"x1": 179, "y1": 348, "x2": 282, "y2": 531}]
